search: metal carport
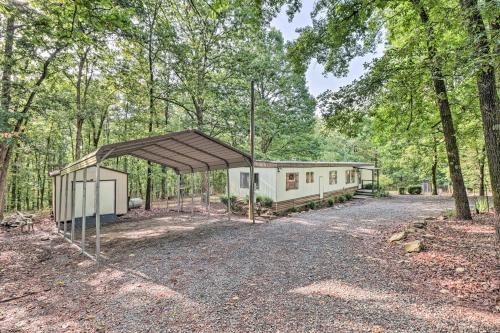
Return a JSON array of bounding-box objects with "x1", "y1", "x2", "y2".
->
[{"x1": 56, "y1": 130, "x2": 253, "y2": 261}]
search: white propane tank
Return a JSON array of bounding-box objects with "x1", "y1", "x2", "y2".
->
[{"x1": 128, "y1": 197, "x2": 143, "y2": 209}]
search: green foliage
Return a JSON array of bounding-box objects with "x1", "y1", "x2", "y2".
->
[
  {"x1": 256, "y1": 195, "x2": 273, "y2": 208},
  {"x1": 306, "y1": 201, "x2": 317, "y2": 210},
  {"x1": 327, "y1": 198, "x2": 334, "y2": 207},
  {"x1": 219, "y1": 195, "x2": 237, "y2": 207},
  {"x1": 375, "y1": 190, "x2": 389, "y2": 198},
  {"x1": 407, "y1": 186, "x2": 422, "y2": 195},
  {"x1": 475, "y1": 197, "x2": 488, "y2": 214},
  {"x1": 444, "y1": 209, "x2": 456, "y2": 219},
  {"x1": 336, "y1": 195, "x2": 345, "y2": 203},
  {"x1": 344, "y1": 192, "x2": 353, "y2": 200},
  {"x1": 363, "y1": 183, "x2": 374, "y2": 190}
]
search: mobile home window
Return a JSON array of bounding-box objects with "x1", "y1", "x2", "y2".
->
[
  {"x1": 350, "y1": 170, "x2": 356, "y2": 183},
  {"x1": 286, "y1": 173, "x2": 299, "y2": 190},
  {"x1": 240, "y1": 172, "x2": 259, "y2": 189},
  {"x1": 306, "y1": 171, "x2": 314, "y2": 183},
  {"x1": 329, "y1": 170, "x2": 337, "y2": 184},
  {"x1": 345, "y1": 170, "x2": 351, "y2": 184}
]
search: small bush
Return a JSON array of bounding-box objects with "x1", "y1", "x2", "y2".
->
[
  {"x1": 444, "y1": 208, "x2": 456, "y2": 218},
  {"x1": 256, "y1": 195, "x2": 273, "y2": 208},
  {"x1": 327, "y1": 198, "x2": 334, "y2": 207},
  {"x1": 306, "y1": 201, "x2": 318, "y2": 210},
  {"x1": 407, "y1": 185, "x2": 422, "y2": 195},
  {"x1": 219, "y1": 195, "x2": 237, "y2": 207},
  {"x1": 375, "y1": 190, "x2": 389, "y2": 198},
  {"x1": 287, "y1": 207, "x2": 297, "y2": 214},
  {"x1": 398, "y1": 187, "x2": 406, "y2": 195},
  {"x1": 475, "y1": 197, "x2": 488, "y2": 214},
  {"x1": 344, "y1": 192, "x2": 353, "y2": 200},
  {"x1": 363, "y1": 183, "x2": 373, "y2": 190},
  {"x1": 336, "y1": 195, "x2": 345, "y2": 203}
]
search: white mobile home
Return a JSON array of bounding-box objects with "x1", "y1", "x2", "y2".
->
[
  {"x1": 50, "y1": 166, "x2": 128, "y2": 224},
  {"x1": 229, "y1": 160, "x2": 376, "y2": 211}
]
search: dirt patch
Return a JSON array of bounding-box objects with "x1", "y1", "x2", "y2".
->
[
  {"x1": 1, "y1": 195, "x2": 499, "y2": 332},
  {"x1": 379, "y1": 212, "x2": 499, "y2": 313}
]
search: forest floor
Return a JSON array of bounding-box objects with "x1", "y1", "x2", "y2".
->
[{"x1": 0, "y1": 195, "x2": 498, "y2": 332}]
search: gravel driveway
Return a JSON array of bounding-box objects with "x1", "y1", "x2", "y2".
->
[{"x1": 2, "y1": 195, "x2": 498, "y2": 332}]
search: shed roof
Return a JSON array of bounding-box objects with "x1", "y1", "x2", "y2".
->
[{"x1": 59, "y1": 130, "x2": 251, "y2": 175}]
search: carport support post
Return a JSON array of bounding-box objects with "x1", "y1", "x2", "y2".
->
[
  {"x1": 64, "y1": 173, "x2": 69, "y2": 238},
  {"x1": 95, "y1": 163, "x2": 101, "y2": 261},
  {"x1": 57, "y1": 174, "x2": 63, "y2": 233},
  {"x1": 207, "y1": 170, "x2": 210, "y2": 216},
  {"x1": 191, "y1": 172, "x2": 194, "y2": 216},
  {"x1": 226, "y1": 168, "x2": 231, "y2": 220},
  {"x1": 177, "y1": 174, "x2": 180, "y2": 213},
  {"x1": 81, "y1": 167, "x2": 87, "y2": 253},
  {"x1": 70, "y1": 171, "x2": 76, "y2": 242}
]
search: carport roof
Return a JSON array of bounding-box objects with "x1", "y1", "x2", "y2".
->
[{"x1": 59, "y1": 130, "x2": 251, "y2": 175}]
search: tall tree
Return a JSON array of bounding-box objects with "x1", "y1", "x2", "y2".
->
[{"x1": 280, "y1": 0, "x2": 473, "y2": 219}]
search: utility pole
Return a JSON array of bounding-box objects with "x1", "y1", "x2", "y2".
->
[{"x1": 249, "y1": 80, "x2": 255, "y2": 223}]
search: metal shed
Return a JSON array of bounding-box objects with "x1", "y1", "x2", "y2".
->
[
  {"x1": 54, "y1": 130, "x2": 252, "y2": 261},
  {"x1": 50, "y1": 166, "x2": 128, "y2": 223}
]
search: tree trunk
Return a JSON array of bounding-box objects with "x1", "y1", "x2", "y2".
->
[
  {"x1": 144, "y1": 6, "x2": 158, "y2": 211},
  {"x1": 10, "y1": 151, "x2": 19, "y2": 210},
  {"x1": 460, "y1": 0, "x2": 500, "y2": 215},
  {"x1": 479, "y1": 158, "x2": 485, "y2": 197},
  {"x1": 0, "y1": 5, "x2": 15, "y2": 220},
  {"x1": 74, "y1": 48, "x2": 89, "y2": 160},
  {"x1": 412, "y1": 0, "x2": 472, "y2": 220},
  {"x1": 431, "y1": 145, "x2": 438, "y2": 195}
]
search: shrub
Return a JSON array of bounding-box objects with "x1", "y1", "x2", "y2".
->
[
  {"x1": 327, "y1": 198, "x2": 334, "y2": 207},
  {"x1": 306, "y1": 201, "x2": 317, "y2": 210},
  {"x1": 256, "y1": 195, "x2": 273, "y2": 208},
  {"x1": 475, "y1": 197, "x2": 488, "y2": 214},
  {"x1": 398, "y1": 187, "x2": 406, "y2": 195},
  {"x1": 375, "y1": 190, "x2": 389, "y2": 198},
  {"x1": 407, "y1": 185, "x2": 422, "y2": 195},
  {"x1": 219, "y1": 195, "x2": 237, "y2": 207},
  {"x1": 363, "y1": 183, "x2": 373, "y2": 190},
  {"x1": 344, "y1": 192, "x2": 353, "y2": 200},
  {"x1": 287, "y1": 207, "x2": 297, "y2": 213},
  {"x1": 444, "y1": 208, "x2": 456, "y2": 218},
  {"x1": 336, "y1": 195, "x2": 345, "y2": 203}
]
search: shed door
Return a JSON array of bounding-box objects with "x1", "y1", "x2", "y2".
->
[{"x1": 74, "y1": 180, "x2": 116, "y2": 218}]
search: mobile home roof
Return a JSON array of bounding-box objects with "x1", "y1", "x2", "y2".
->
[{"x1": 253, "y1": 160, "x2": 375, "y2": 168}]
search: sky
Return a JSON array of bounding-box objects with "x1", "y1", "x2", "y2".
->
[{"x1": 270, "y1": 2, "x2": 383, "y2": 97}]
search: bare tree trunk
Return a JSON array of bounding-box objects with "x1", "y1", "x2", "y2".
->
[
  {"x1": 431, "y1": 143, "x2": 438, "y2": 195},
  {"x1": 74, "y1": 48, "x2": 90, "y2": 160},
  {"x1": 10, "y1": 151, "x2": 19, "y2": 210},
  {"x1": 0, "y1": 5, "x2": 15, "y2": 220},
  {"x1": 412, "y1": 0, "x2": 472, "y2": 220},
  {"x1": 479, "y1": 158, "x2": 485, "y2": 197},
  {"x1": 144, "y1": 5, "x2": 158, "y2": 211},
  {"x1": 460, "y1": 0, "x2": 500, "y2": 215}
]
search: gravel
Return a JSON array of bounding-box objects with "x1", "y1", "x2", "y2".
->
[{"x1": 1, "y1": 195, "x2": 498, "y2": 332}]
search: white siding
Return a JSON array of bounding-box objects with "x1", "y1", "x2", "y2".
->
[
  {"x1": 229, "y1": 167, "x2": 277, "y2": 201},
  {"x1": 230, "y1": 165, "x2": 366, "y2": 203},
  {"x1": 276, "y1": 166, "x2": 359, "y2": 201},
  {"x1": 52, "y1": 166, "x2": 128, "y2": 222}
]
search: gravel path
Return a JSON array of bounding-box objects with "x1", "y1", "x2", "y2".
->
[{"x1": 2, "y1": 195, "x2": 498, "y2": 332}]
